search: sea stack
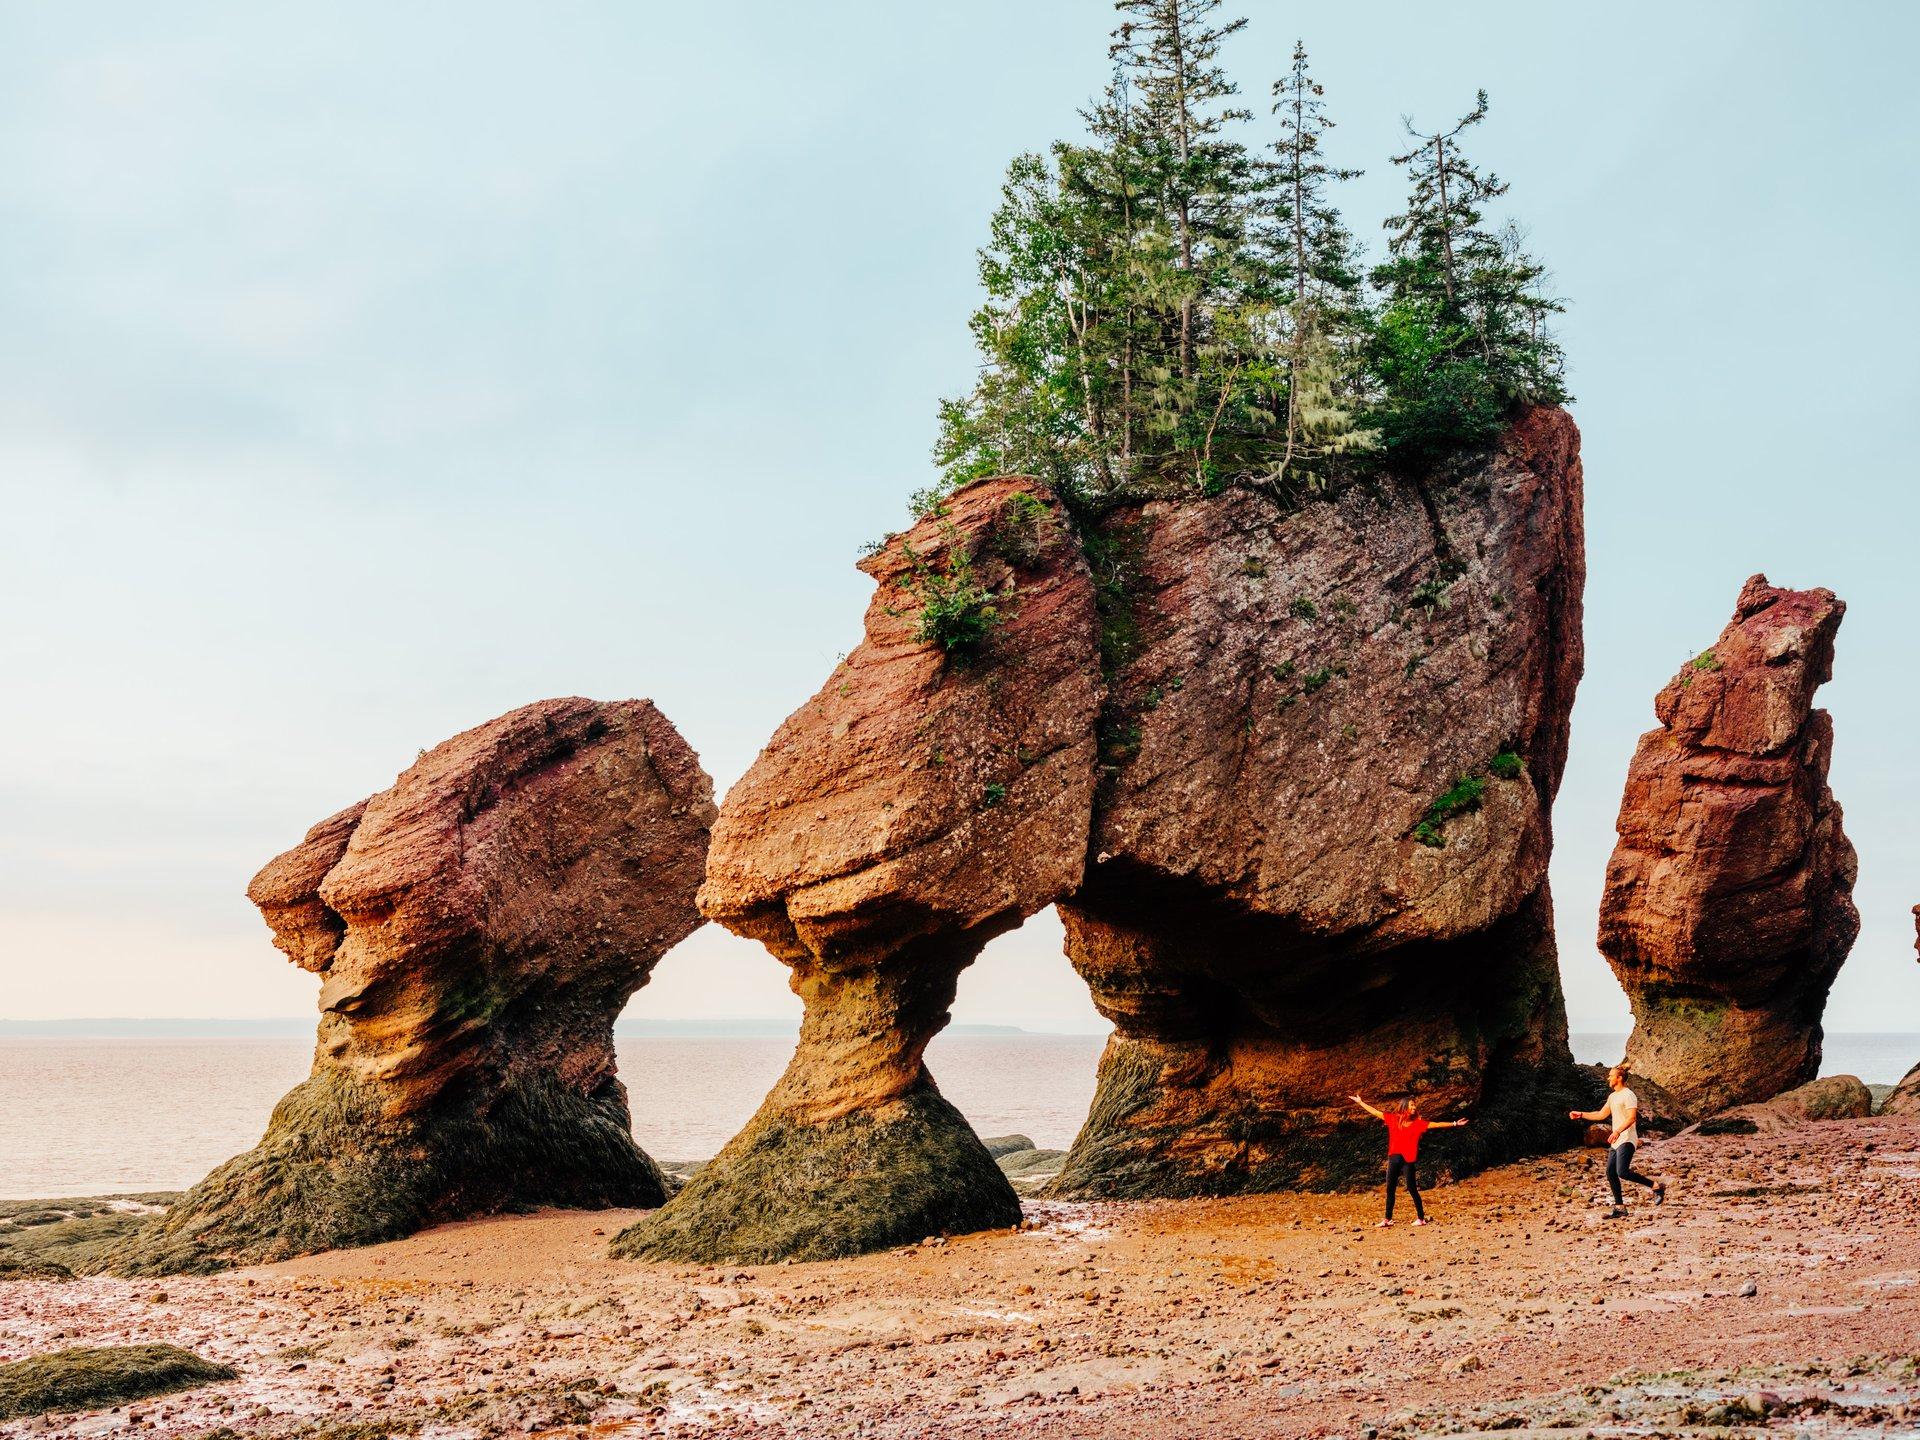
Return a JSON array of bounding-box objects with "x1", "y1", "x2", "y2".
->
[
  {"x1": 110, "y1": 697, "x2": 714, "y2": 1275},
  {"x1": 1052, "y1": 405, "x2": 1588, "y2": 1196},
  {"x1": 613, "y1": 480, "x2": 1101, "y2": 1263},
  {"x1": 621, "y1": 408, "x2": 1589, "y2": 1264},
  {"x1": 1598, "y1": 576, "x2": 1857, "y2": 1122}
]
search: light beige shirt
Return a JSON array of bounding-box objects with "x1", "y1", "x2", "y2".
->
[{"x1": 1607, "y1": 1087, "x2": 1640, "y2": 1148}]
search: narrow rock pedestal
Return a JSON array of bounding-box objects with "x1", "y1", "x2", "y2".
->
[
  {"x1": 1598, "y1": 577, "x2": 1857, "y2": 1123},
  {"x1": 613, "y1": 480, "x2": 1100, "y2": 1263}
]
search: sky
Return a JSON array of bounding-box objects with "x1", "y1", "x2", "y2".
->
[{"x1": 2, "y1": 2, "x2": 1916, "y2": 1036}]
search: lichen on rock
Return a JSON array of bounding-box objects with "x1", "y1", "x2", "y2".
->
[
  {"x1": 613, "y1": 479, "x2": 1100, "y2": 1263},
  {"x1": 109, "y1": 697, "x2": 714, "y2": 1275},
  {"x1": 1599, "y1": 576, "x2": 1857, "y2": 1122}
]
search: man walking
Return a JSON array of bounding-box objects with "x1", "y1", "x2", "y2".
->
[{"x1": 1571, "y1": 1066, "x2": 1667, "y2": 1218}]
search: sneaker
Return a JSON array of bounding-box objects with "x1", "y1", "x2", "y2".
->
[
  {"x1": 1653, "y1": 1182, "x2": 1667, "y2": 1206},
  {"x1": 1376, "y1": 1219, "x2": 1392, "y2": 1228},
  {"x1": 1412, "y1": 1218, "x2": 1429, "y2": 1227},
  {"x1": 1607, "y1": 1206, "x2": 1627, "y2": 1220}
]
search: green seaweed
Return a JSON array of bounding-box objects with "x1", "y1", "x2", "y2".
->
[
  {"x1": 105, "y1": 1067, "x2": 665, "y2": 1276},
  {"x1": 611, "y1": 1086, "x2": 1020, "y2": 1264},
  {"x1": 0, "y1": 1345, "x2": 234, "y2": 1419}
]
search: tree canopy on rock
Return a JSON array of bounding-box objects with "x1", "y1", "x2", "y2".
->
[{"x1": 934, "y1": 0, "x2": 1567, "y2": 509}]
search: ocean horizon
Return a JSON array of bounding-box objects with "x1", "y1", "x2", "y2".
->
[{"x1": 2, "y1": 1029, "x2": 1913, "y2": 1200}]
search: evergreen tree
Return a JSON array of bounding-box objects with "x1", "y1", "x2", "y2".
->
[
  {"x1": 1110, "y1": 0, "x2": 1257, "y2": 387},
  {"x1": 1369, "y1": 92, "x2": 1565, "y2": 465},
  {"x1": 934, "y1": 13, "x2": 1568, "y2": 510},
  {"x1": 1264, "y1": 40, "x2": 1372, "y2": 490}
]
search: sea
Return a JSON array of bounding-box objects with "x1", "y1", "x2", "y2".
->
[{"x1": 2, "y1": 1031, "x2": 1915, "y2": 1199}]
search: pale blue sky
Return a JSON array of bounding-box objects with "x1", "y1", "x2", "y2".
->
[{"x1": 2, "y1": 3, "x2": 1915, "y2": 1034}]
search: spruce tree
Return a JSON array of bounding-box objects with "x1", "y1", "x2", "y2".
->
[
  {"x1": 1264, "y1": 40, "x2": 1371, "y2": 490},
  {"x1": 1369, "y1": 91, "x2": 1565, "y2": 465},
  {"x1": 934, "y1": 16, "x2": 1568, "y2": 508}
]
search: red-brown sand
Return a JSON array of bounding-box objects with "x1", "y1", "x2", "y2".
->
[{"x1": 4, "y1": 1116, "x2": 1918, "y2": 1438}]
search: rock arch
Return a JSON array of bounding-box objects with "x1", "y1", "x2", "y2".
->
[
  {"x1": 618, "y1": 407, "x2": 1590, "y2": 1263},
  {"x1": 614, "y1": 479, "x2": 1101, "y2": 1262},
  {"x1": 110, "y1": 697, "x2": 714, "y2": 1275}
]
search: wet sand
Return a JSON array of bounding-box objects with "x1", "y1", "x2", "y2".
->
[{"x1": 4, "y1": 1116, "x2": 1919, "y2": 1438}]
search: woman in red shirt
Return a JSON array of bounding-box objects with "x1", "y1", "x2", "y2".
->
[{"x1": 1350, "y1": 1093, "x2": 1469, "y2": 1226}]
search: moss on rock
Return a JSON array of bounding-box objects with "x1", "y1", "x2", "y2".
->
[
  {"x1": 611, "y1": 1087, "x2": 1019, "y2": 1264},
  {"x1": 0, "y1": 1344, "x2": 235, "y2": 1419}
]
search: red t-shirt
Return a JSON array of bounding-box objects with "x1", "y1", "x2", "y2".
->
[{"x1": 1384, "y1": 1112, "x2": 1430, "y2": 1161}]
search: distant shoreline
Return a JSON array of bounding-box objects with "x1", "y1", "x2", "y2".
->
[{"x1": 0, "y1": 1017, "x2": 1074, "y2": 1039}]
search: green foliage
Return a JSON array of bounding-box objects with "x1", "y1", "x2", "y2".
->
[
  {"x1": 0, "y1": 1345, "x2": 235, "y2": 1419},
  {"x1": 1301, "y1": 666, "x2": 1334, "y2": 693},
  {"x1": 905, "y1": 543, "x2": 1002, "y2": 658},
  {"x1": 1691, "y1": 649, "x2": 1722, "y2": 672},
  {"x1": 990, "y1": 491, "x2": 1054, "y2": 568},
  {"x1": 1409, "y1": 574, "x2": 1453, "y2": 611},
  {"x1": 1413, "y1": 773, "x2": 1487, "y2": 847},
  {"x1": 1287, "y1": 595, "x2": 1319, "y2": 620},
  {"x1": 1489, "y1": 749, "x2": 1524, "y2": 780},
  {"x1": 932, "y1": 10, "x2": 1565, "y2": 509},
  {"x1": 982, "y1": 782, "x2": 1008, "y2": 808}
]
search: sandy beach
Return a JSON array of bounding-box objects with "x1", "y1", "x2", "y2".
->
[{"x1": 5, "y1": 1115, "x2": 1919, "y2": 1438}]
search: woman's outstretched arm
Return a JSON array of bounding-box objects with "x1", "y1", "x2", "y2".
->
[{"x1": 1348, "y1": 1093, "x2": 1384, "y2": 1120}]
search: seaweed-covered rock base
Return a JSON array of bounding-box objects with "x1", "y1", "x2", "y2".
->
[
  {"x1": 0, "y1": 1345, "x2": 234, "y2": 1420},
  {"x1": 111, "y1": 1070, "x2": 664, "y2": 1276},
  {"x1": 613, "y1": 1087, "x2": 1018, "y2": 1264}
]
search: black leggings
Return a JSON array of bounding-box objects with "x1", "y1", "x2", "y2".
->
[
  {"x1": 1385, "y1": 1154, "x2": 1425, "y2": 1221},
  {"x1": 1607, "y1": 1141, "x2": 1656, "y2": 1204}
]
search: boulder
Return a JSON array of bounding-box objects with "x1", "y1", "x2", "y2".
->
[
  {"x1": 1881, "y1": 1061, "x2": 1920, "y2": 1117},
  {"x1": 1053, "y1": 405, "x2": 1588, "y2": 1195},
  {"x1": 1599, "y1": 577, "x2": 1857, "y2": 1122},
  {"x1": 1696, "y1": 1074, "x2": 1873, "y2": 1135},
  {"x1": 613, "y1": 479, "x2": 1100, "y2": 1263},
  {"x1": 110, "y1": 697, "x2": 714, "y2": 1274}
]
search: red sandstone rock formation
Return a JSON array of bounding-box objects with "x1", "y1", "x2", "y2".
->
[
  {"x1": 622, "y1": 411, "x2": 1588, "y2": 1264},
  {"x1": 615, "y1": 478, "x2": 1101, "y2": 1263},
  {"x1": 1055, "y1": 404, "x2": 1587, "y2": 1195},
  {"x1": 1598, "y1": 577, "x2": 1857, "y2": 1122},
  {"x1": 113, "y1": 697, "x2": 714, "y2": 1274}
]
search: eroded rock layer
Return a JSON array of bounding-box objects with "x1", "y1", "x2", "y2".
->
[
  {"x1": 1054, "y1": 405, "x2": 1588, "y2": 1195},
  {"x1": 1598, "y1": 577, "x2": 1857, "y2": 1122},
  {"x1": 614, "y1": 479, "x2": 1101, "y2": 1263},
  {"x1": 112, "y1": 697, "x2": 714, "y2": 1274}
]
